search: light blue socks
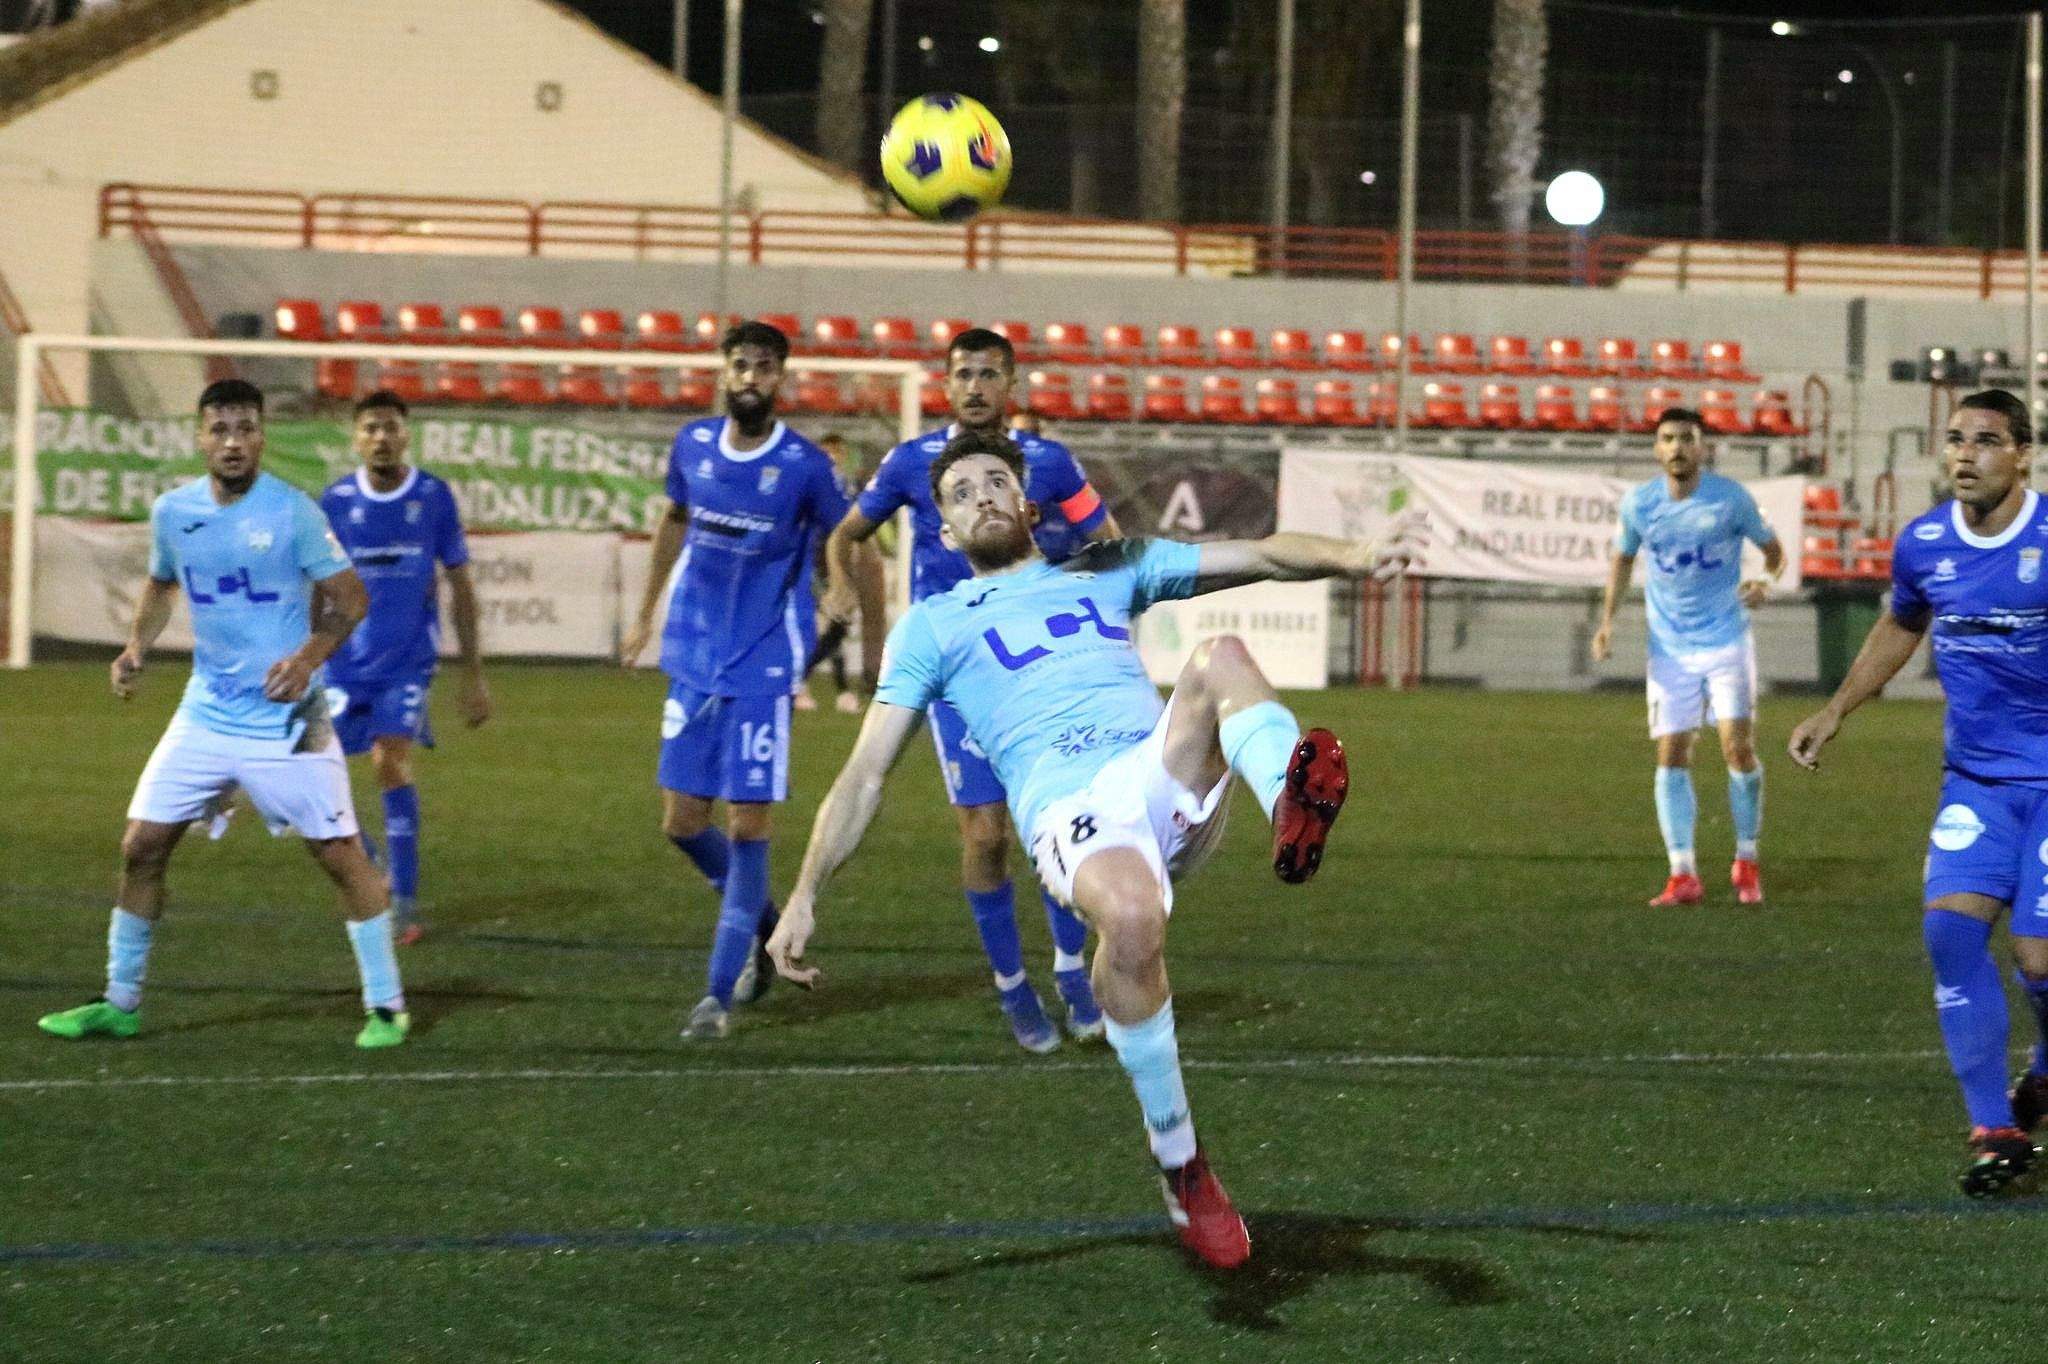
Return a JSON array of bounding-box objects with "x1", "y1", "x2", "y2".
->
[
  {"x1": 1728, "y1": 766, "x2": 1763, "y2": 861},
  {"x1": 105, "y1": 908, "x2": 152, "y2": 1012},
  {"x1": 1653, "y1": 766, "x2": 1697, "y2": 874},
  {"x1": 344, "y1": 912, "x2": 405, "y2": 1012},
  {"x1": 1219, "y1": 700, "x2": 1301, "y2": 819},
  {"x1": 1103, "y1": 1000, "x2": 1197, "y2": 1167}
]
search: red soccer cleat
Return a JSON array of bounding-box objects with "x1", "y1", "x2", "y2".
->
[
  {"x1": 396, "y1": 922, "x2": 425, "y2": 947},
  {"x1": 1273, "y1": 728, "x2": 1348, "y2": 884},
  {"x1": 1159, "y1": 1148, "x2": 1251, "y2": 1269},
  {"x1": 1649, "y1": 872, "x2": 1704, "y2": 907},
  {"x1": 1730, "y1": 858, "x2": 1764, "y2": 905}
]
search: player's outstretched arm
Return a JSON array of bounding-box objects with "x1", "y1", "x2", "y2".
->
[
  {"x1": 1190, "y1": 513, "x2": 1428, "y2": 595},
  {"x1": 445, "y1": 562, "x2": 492, "y2": 726},
  {"x1": 621, "y1": 502, "x2": 686, "y2": 666},
  {"x1": 112, "y1": 576, "x2": 179, "y2": 700},
  {"x1": 768, "y1": 700, "x2": 924, "y2": 987},
  {"x1": 1788, "y1": 609, "x2": 1927, "y2": 771},
  {"x1": 267, "y1": 569, "x2": 368, "y2": 702},
  {"x1": 1590, "y1": 550, "x2": 1636, "y2": 662}
]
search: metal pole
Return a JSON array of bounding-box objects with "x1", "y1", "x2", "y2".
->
[
  {"x1": 878, "y1": 0, "x2": 899, "y2": 161},
  {"x1": 1700, "y1": 27, "x2": 1720, "y2": 238},
  {"x1": 1268, "y1": 0, "x2": 1296, "y2": 270},
  {"x1": 2028, "y1": 12, "x2": 2041, "y2": 429},
  {"x1": 7, "y1": 336, "x2": 39, "y2": 668},
  {"x1": 1393, "y1": 0, "x2": 1418, "y2": 455},
  {"x1": 1939, "y1": 41, "x2": 1957, "y2": 242},
  {"x1": 672, "y1": 0, "x2": 689, "y2": 84},
  {"x1": 715, "y1": 0, "x2": 742, "y2": 324},
  {"x1": 1456, "y1": 113, "x2": 1472, "y2": 230}
]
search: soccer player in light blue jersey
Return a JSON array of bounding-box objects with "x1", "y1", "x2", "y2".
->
[
  {"x1": 1593, "y1": 408, "x2": 1784, "y2": 907},
  {"x1": 621, "y1": 321, "x2": 877, "y2": 1041},
  {"x1": 36, "y1": 379, "x2": 409, "y2": 1050},
  {"x1": 822, "y1": 328, "x2": 1119, "y2": 1053},
  {"x1": 321, "y1": 390, "x2": 491, "y2": 945},
  {"x1": 1791, "y1": 389, "x2": 2048, "y2": 1198},
  {"x1": 768, "y1": 430, "x2": 1424, "y2": 1270}
]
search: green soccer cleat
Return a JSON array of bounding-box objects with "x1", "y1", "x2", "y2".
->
[
  {"x1": 355, "y1": 1007, "x2": 410, "y2": 1050},
  {"x1": 37, "y1": 997, "x2": 140, "y2": 1040}
]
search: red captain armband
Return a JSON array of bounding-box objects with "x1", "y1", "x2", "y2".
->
[{"x1": 1058, "y1": 484, "x2": 1104, "y2": 525}]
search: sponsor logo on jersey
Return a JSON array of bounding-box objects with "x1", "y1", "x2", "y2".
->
[
  {"x1": 405, "y1": 501, "x2": 423, "y2": 524},
  {"x1": 691, "y1": 428, "x2": 713, "y2": 443},
  {"x1": 1932, "y1": 802, "x2": 1985, "y2": 851},
  {"x1": 698, "y1": 458, "x2": 714, "y2": 477},
  {"x1": 246, "y1": 527, "x2": 274, "y2": 552},
  {"x1": 758, "y1": 466, "x2": 780, "y2": 494},
  {"x1": 1915, "y1": 522, "x2": 1945, "y2": 541}
]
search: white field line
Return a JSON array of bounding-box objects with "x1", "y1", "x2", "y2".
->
[{"x1": 0, "y1": 1047, "x2": 1947, "y2": 1094}]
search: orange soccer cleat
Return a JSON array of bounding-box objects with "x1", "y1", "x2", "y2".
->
[
  {"x1": 1730, "y1": 858, "x2": 1764, "y2": 905},
  {"x1": 1649, "y1": 872, "x2": 1705, "y2": 907},
  {"x1": 1159, "y1": 1148, "x2": 1251, "y2": 1269},
  {"x1": 1273, "y1": 728, "x2": 1349, "y2": 885}
]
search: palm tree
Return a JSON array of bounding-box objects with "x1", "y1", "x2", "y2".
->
[
  {"x1": 1137, "y1": 0, "x2": 1186, "y2": 222},
  {"x1": 814, "y1": 0, "x2": 874, "y2": 171},
  {"x1": 1487, "y1": 0, "x2": 1547, "y2": 269}
]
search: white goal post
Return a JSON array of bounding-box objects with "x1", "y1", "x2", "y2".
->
[{"x1": 8, "y1": 333, "x2": 925, "y2": 669}]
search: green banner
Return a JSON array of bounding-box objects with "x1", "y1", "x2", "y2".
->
[{"x1": 2, "y1": 409, "x2": 686, "y2": 532}]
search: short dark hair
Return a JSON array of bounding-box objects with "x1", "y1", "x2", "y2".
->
[
  {"x1": 1957, "y1": 388, "x2": 2033, "y2": 446},
  {"x1": 197, "y1": 378, "x2": 264, "y2": 414},
  {"x1": 1653, "y1": 406, "x2": 1704, "y2": 433},
  {"x1": 722, "y1": 319, "x2": 791, "y2": 363},
  {"x1": 929, "y1": 428, "x2": 1026, "y2": 505},
  {"x1": 947, "y1": 328, "x2": 1015, "y2": 371},
  {"x1": 352, "y1": 388, "x2": 410, "y2": 419}
]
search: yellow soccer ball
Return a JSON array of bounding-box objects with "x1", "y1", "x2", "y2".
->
[{"x1": 879, "y1": 93, "x2": 1012, "y2": 221}]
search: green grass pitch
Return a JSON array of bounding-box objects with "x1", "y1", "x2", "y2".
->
[{"x1": 2, "y1": 662, "x2": 2043, "y2": 1362}]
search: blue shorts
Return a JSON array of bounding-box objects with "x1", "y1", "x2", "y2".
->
[
  {"x1": 325, "y1": 676, "x2": 435, "y2": 757},
  {"x1": 929, "y1": 700, "x2": 1005, "y2": 809},
  {"x1": 1925, "y1": 769, "x2": 2048, "y2": 937},
  {"x1": 658, "y1": 682, "x2": 791, "y2": 804}
]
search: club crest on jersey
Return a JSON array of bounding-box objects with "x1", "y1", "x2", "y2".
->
[
  {"x1": 405, "y1": 501, "x2": 423, "y2": 523},
  {"x1": 349, "y1": 506, "x2": 366, "y2": 524},
  {"x1": 698, "y1": 459, "x2": 714, "y2": 477},
  {"x1": 758, "y1": 466, "x2": 781, "y2": 494},
  {"x1": 2021, "y1": 548, "x2": 2043, "y2": 583},
  {"x1": 1934, "y1": 558, "x2": 1958, "y2": 581},
  {"x1": 246, "y1": 527, "x2": 274, "y2": 552}
]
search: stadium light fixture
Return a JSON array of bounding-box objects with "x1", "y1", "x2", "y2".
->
[
  {"x1": 1838, "y1": 68, "x2": 1854, "y2": 84},
  {"x1": 916, "y1": 34, "x2": 934, "y2": 51},
  {"x1": 1359, "y1": 170, "x2": 1377, "y2": 185},
  {"x1": 1771, "y1": 20, "x2": 1793, "y2": 37},
  {"x1": 978, "y1": 36, "x2": 1000, "y2": 53},
  {"x1": 1544, "y1": 170, "x2": 1604, "y2": 228}
]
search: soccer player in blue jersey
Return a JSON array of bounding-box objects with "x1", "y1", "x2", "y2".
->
[
  {"x1": 1791, "y1": 389, "x2": 2048, "y2": 1198},
  {"x1": 769, "y1": 430, "x2": 1424, "y2": 1269},
  {"x1": 821, "y1": 328, "x2": 1120, "y2": 1052},
  {"x1": 1592, "y1": 408, "x2": 1784, "y2": 907},
  {"x1": 37, "y1": 379, "x2": 410, "y2": 1049},
  {"x1": 320, "y1": 390, "x2": 491, "y2": 945},
  {"x1": 620, "y1": 320, "x2": 871, "y2": 1040}
]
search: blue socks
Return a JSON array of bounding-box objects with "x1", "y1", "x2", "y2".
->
[
  {"x1": 344, "y1": 912, "x2": 405, "y2": 1012},
  {"x1": 2018, "y1": 968, "x2": 2048, "y2": 1077},
  {"x1": 1653, "y1": 766, "x2": 1697, "y2": 874},
  {"x1": 1042, "y1": 889, "x2": 1088, "y2": 971},
  {"x1": 967, "y1": 882, "x2": 1026, "y2": 987},
  {"x1": 1924, "y1": 910, "x2": 2014, "y2": 1129},
  {"x1": 1218, "y1": 700, "x2": 1301, "y2": 820},
  {"x1": 706, "y1": 838, "x2": 771, "y2": 1007},
  {"x1": 104, "y1": 908, "x2": 152, "y2": 1012},
  {"x1": 670, "y1": 826, "x2": 732, "y2": 892},
  {"x1": 382, "y1": 785, "x2": 420, "y2": 903},
  {"x1": 1727, "y1": 766, "x2": 1763, "y2": 861},
  {"x1": 1104, "y1": 1000, "x2": 1197, "y2": 1167}
]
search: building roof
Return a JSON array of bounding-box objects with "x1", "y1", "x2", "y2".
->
[{"x1": 0, "y1": 0, "x2": 255, "y2": 128}]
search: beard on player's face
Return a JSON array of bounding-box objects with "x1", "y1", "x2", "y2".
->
[
  {"x1": 725, "y1": 384, "x2": 775, "y2": 425},
  {"x1": 957, "y1": 509, "x2": 1035, "y2": 570}
]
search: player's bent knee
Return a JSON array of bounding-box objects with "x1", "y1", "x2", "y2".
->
[
  {"x1": 727, "y1": 803, "x2": 772, "y2": 841},
  {"x1": 120, "y1": 823, "x2": 177, "y2": 872},
  {"x1": 1094, "y1": 898, "x2": 1167, "y2": 977},
  {"x1": 370, "y1": 743, "x2": 413, "y2": 789},
  {"x1": 1185, "y1": 633, "x2": 1252, "y2": 685}
]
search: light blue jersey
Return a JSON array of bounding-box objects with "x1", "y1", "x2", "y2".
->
[
  {"x1": 874, "y1": 538, "x2": 1202, "y2": 841},
  {"x1": 147, "y1": 472, "x2": 353, "y2": 740},
  {"x1": 1617, "y1": 472, "x2": 1775, "y2": 655}
]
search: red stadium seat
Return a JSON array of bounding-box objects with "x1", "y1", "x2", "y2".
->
[
  {"x1": 920, "y1": 369, "x2": 951, "y2": 417},
  {"x1": 1802, "y1": 533, "x2": 1849, "y2": 580},
  {"x1": 1269, "y1": 328, "x2": 1316, "y2": 370},
  {"x1": 1200, "y1": 374, "x2": 1250, "y2": 423},
  {"x1": 1598, "y1": 337, "x2": 1645, "y2": 378},
  {"x1": 1585, "y1": 384, "x2": 1626, "y2": 431},
  {"x1": 1155, "y1": 324, "x2": 1206, "y2": 367},
  {"x1": 811, "y1": 315, "x2": 865, "y2": 356},
  {"x1": 756, "y1": 313, "x2": 802, "y2": 349},
  {"x1": 1804, "y1": 483, "x2": 1857, "y2": 532},
  {"x1": 556, "y1": 366, "x2": 614, "y2": 406},
  {"x1": 1254, "y1": 376, "x2": 1306, "y2": 424},
  {"x1": 1700, "y1": 388, "x2": 1746, "y2": 435},
  {"x1": 1488, "y1": 334, "x2": 1536, "y2": 375},
  {"x1": 457, "y1": 305, "x2": 508, "y2": 345},
  {"x1": 1381, "y1": 331, "x2": 1429, "y2": 372},
  {"x1": 1085, "y1": 371, "x2": 1133, "y2": 420},
  {"x1": 1142, "y1": 373, "x2": 1192, "y2": 421},
  {"x1": 381, "y1": 302, "x2": 445, "y2": 402},
  {"x1": 1414, "y1": 380, "x2": 1473, "y2": 428},
  {"x1": 518, "y1": 306, "x2": 567, "y2": 344},
  {"x1": 496, "y1": 307, "x2": 566, "y2": 405},
  {"x1": 1632, "y1": 385, "x2": 1687, "y2": 433},
  {"x1": 1651, "y1": 339, "x2": 1699, "y2": 379},
  {"x1": 1311, "y1": 378, "x2": 1367, "y2": 426},
  {"x1": 983, "y1": 320, "x2": 1035, "y2": 363},
  {"x1": 635, "y1": 309, "x2": 688, "y2": 351},
  {"x1": 871, "y1": 316, "x2": 921, "y2": 359},
  {"x1": 436, "y1": 353, "x2": 489, "y2": 404},
  {"x1": 1543, "y1": 336, "x2": 1592, "y2": 376},
  {"x1": 1325, "y1": 329, "x2": 1374, "y2": 372},
  {"x1": 1042, "y1": 322, "x2": 1095, "y2": 364},
  {"x1": 1704, "y1": 339, "x2": 1758, "y2": 383},
  {"x1": 557, "y1": 309, "x2": 625, "y2": 405},
  {"x1": 274, "y1": 298, "x2": 324, "y2": 341},
  {"x1": 1026, "y1": 370, "x2": 1079, "y2": 420},
  {"x1": 930, "y1": 318, "x2": 974, "y2": 356},
  {"x1": 1753, "y1": 388, "x2": 1804, "y2": 437},
  {"x1": 1852, "y1": 535, "x2": 1893, "y2": 578},
  {"x1": 1478, "y1": 382, "x2": 1523, "y2": 429},
  {"x1": 792, "y1": 370, "x2": 854, "y2": 415},
  {"x1": 674, "y1": 370, "x2": 717, "y2": 410},
  {"x1": 691, "y1": 311, "x2": 733, "y2": 351},
  {"x1": 1213, "y1": 326, "x2": 1261, "y2": 368},
  {"x1": 1533, "y1": 383, "x2": 1584, "y2": 431},
  {"x1": 578, "y1": 309, "x2": 625, "y2": 349},
  {"x1": 1365, "y1": 381, "x2": 1399, "y2": 426},
  {"x1": 1434, "y1": 333, "x2": 1482, "y2": 374},
  {"x1": 334, "y1": 300, "x2": 389, "y2": 343},
  {"x1": 1101, "y1": 324, "x2": 1148, "y2": 367},
  {"x1": 622, "y1": 371, "x2": 671, "y2": 409}
]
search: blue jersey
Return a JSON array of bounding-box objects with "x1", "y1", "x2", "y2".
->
[
  {"x1": 1617, "y1": 472, "x2": 1775, "y2": 654},
  {"x1": 319, "y1": 468, "x2": 469, "y2": 684},
  {"x1": 856, "y1": 426, "x2": 1108, "y2": 602},
  {"x1": 1891, "y1": 490, "x2": 2048, "y2": 785},
  {"x1": 147, "y1": 472, "x2": 353, "y2": 740},
  {"x1": 661, "y1": 418, "x2": 849, "y2": 696},
  {"x1": 874, "y1": 538, "x2": 1202, "y2": 840}
]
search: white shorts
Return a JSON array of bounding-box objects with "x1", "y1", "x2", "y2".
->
[
  {"x1": 1646, "y1": 633, "x2": 1757, "y2": 738},
  {"x1": 127, "y1": 711, "x2": 359, "y2": 840},
  {"x1": 1028, "y1": 699, "x2": 1231, "y2": 916}
]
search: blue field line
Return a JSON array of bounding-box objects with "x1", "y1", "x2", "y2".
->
[{"x1": 5, "y1": 1195, "x2": 2042, "y2": 1268}]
